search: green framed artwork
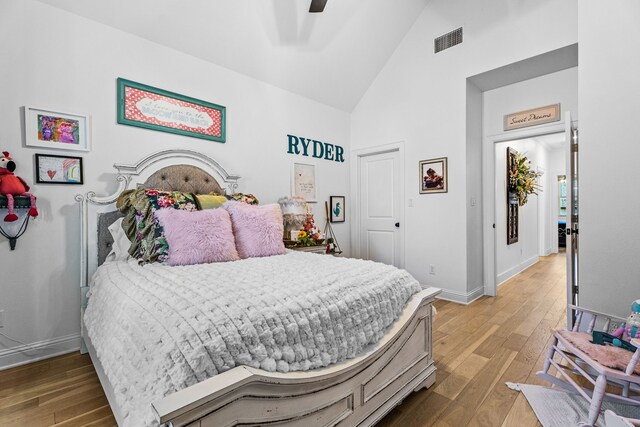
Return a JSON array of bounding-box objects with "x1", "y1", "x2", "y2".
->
[{"x1": 116, "y1": 78, "x2": 226, "y2": 143}]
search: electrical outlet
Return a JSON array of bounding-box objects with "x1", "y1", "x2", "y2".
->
[
  {"x1": 0, "y1": 310, "x2": 4, "y2": 328},
  {"x1": 429, "y1": 265, "x2": 435, "y2": 275}
]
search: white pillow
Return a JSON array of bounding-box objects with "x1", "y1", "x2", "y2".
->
[{"x1": 105, "y1": 217, "x2": 131, "y2": 262}]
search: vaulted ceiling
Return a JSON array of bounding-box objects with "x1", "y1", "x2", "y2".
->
[{"x1": 37, "y1": 0, "x2": 430, "y2": 112}]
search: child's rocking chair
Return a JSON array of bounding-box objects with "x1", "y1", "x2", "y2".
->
[{"x1": 537, "y1": 305, "x2": 640, "y2": 426}]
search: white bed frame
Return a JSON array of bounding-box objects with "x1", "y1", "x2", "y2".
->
[{"x1": 77, "y1": 150, "x2": 440, "y2": 427}]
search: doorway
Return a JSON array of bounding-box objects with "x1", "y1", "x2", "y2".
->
[
  {"x1": 483, "y1": 121, "x2": 572, "y2": 297},
  {"x1": 493, "y1": 132, "x2": 566, "y2": 287},
  {"x1": 350, "y1": 142, "x2": 405, "y2": 268}
]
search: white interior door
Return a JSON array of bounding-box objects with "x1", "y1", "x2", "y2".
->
[
  {"x1": 565, "y1": 112, "x2": 579, "y2": 327},
  {"x1": 359, "y1": 150, "x2": 401, "y2": 267}
]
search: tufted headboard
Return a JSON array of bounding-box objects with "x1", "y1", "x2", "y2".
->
[
  {"x1": 143, "y1": 165, "x2": 224, "y2": 195},
  {"x1": 96, "y1": 163, "x2": 226, "y2": 266}
]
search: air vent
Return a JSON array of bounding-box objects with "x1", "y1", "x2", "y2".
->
[{"x1": 434, "y1": 27, "x2": 463, "y2": 53}]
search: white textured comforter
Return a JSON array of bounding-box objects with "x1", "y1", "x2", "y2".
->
[{"x1": 84, "y1": 251, "x2": 422, "y2": 426}]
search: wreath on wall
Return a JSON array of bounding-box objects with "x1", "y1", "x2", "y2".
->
[{"x1": 508, "y1": 151, "x2": 543, "y2": 206}]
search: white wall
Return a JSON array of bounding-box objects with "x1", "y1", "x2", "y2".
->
[
  {"x1": 0, "y1": 0, "x2": 351, "y2": 368},
  {"x1": 547, "y1": 149, "x2": 566, "y2": 253},
  {"x1": 351, "y1": 0, "x2": 577, "y2": 302},
  {"x1": 466, "y1": 82, "x2": 483, "y2": 298},
  {"x1": 536, "y1": 142, "x2": 549, "y2": 256},
  {"x1": 482, "y1": 68, "x2": 579, "y2": 138},
  {"x1": 579, "y1": 1, "x2": 640, "y2": 318}
]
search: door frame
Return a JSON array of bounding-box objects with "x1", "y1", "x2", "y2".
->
[
  {"x1": 350, "y1": 141, "x2": 406, "y2": 268},
  {"x1": 537, "y1": 164, "x2": 547, "y2": 257},
  {"x1": 482, "y1": 121, "x2": 567, "y2": 297}
]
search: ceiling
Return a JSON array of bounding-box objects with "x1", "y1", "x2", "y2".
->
[
  {"x1": 533, "y1": 132, "x2": 566, "y2": 150},
  {"x1": 36, "y1": 0, "x2": 430, "y2": 112}
]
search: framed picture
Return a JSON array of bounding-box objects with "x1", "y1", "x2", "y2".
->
[
  {"x1": 330, "y1": 196, "x2": 345, "y2": 223},
  {"x1": 35, "y1": 153, "x2": 83, "y2": 185},
  {"x1": 292, "y1": 162, "x2": 316, "y2": 202},
  {"x1": 24, "y1": 107, "x2": 90, "y2": 152},
  {"x1": 117, "y1": 78, "x2": 226, "y2": 142},
  {"x1": 419, "y1": 157, "x2": 448, "y2": 194}
]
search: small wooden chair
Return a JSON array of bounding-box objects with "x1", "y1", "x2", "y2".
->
[{"x1": 537, "y1": 305, "x2": 640, "y2": 426}]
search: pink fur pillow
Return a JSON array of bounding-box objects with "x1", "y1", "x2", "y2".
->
[
  {"x1": 224, "y1": 201, "x2": 286, "y2": 258},
  {"x1": 154, "y1": 208, "x2": 239, "y2": 266}
]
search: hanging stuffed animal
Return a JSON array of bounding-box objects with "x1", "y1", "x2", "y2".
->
[
  {"x1": 611, "y1": 299, "x2": 640, "y2": 347},
  {"x1": 0, "y1": 152, "x2": 38, "y2": 222}
]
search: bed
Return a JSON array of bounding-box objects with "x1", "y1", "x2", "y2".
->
[{"x1": 76, "y1": 149, "x2": 440, "y2": 427}]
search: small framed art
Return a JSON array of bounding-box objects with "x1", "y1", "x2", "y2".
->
[
  {"x1": 24, "y1": 107, "x2": 90, "y2": 152},
  {"x1": 117, "y1": 78, "x2": 226, "y2": 143},
  {"x1": 35, "y1": 153, "x2": 83, "y2": 185},
  {"x1": 330, "y1": 196, "x2": 345, "y2": 223},
  {"x1": 419, "y1": 157, "x2": 448, "y2": 194},
  {"x1": 292, "y1": 162, "x2": 317, "y2": 202}
]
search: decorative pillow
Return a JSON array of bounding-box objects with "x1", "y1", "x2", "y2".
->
[
  {"x1": 154, "y1": 208, "x2": 239, "y2": 266},
  {"x1": 105, "y1": 217, "x2": 131, "y2": 262},
  {"x1": 195, "y1": 194, "x2": 228, "y2": 210},
  {"x1": 116, "y1": 188, "x2": 197, "y2": 263},
  {"x1": 224, "y1": 201, "x2": 286, "y2": 258},
  {"x1": 226, "y1": 193, "x2": 259, "y2": 205},
  {"x1": 139, "y1": 190, "x2": 197, "y2": 263},
  {"x1": 116, "y1": 188, "x2": 148, "y2": 258}
]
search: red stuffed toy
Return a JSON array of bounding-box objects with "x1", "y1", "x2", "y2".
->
[{"x1": 0, "y1": 152, "x2": 38, "y2": 222}]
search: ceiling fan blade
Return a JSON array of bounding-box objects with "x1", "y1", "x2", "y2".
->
[{"x1": 309, "y1": 0, "x2": 328, "y2": 13}]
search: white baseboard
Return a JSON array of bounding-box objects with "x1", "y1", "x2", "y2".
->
[
  {"x1": 0, "y1": 333, "x2": 80, "y2": 371},
  {"x1": 496, "y1": 255, "x2": 539, "y2": 286},
  {"x1": 437, "y1": 285, "x2": 484, "y2": 305}
]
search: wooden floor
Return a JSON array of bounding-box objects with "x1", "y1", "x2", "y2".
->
[
  {"x1": 379, "y1": 251, "x2": 567, "y2": 427},
  {"x1": 0, "y1": 252, "x2": 566, "y2": 426}
]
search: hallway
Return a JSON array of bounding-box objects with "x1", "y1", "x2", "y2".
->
[{"x1": 380, "y1": 252, "x2": 566, "y2": 426}]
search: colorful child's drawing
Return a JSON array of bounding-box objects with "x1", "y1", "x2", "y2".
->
[
  {"x1": 37, "y1": 115, "x2": 80, "y2": 145},
  {"x1": 36, "y1": 155, "x2": 82, "y2": 184}
]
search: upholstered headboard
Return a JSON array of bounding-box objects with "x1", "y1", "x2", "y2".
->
[
  {"x1": 144, "y1": 165, "x2": 224, "y2": 195},
  {"x1": 96, "y1": 163, "x2": 225, "y2": 266}
]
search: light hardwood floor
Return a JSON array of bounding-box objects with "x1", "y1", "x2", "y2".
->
[{"x1": 0, "y1": 252, "x2": 566, "y2": 426}]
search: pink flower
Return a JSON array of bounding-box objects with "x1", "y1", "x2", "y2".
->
[{"x1": 157, "y1": 195, "x2": 175, "y2": 207}]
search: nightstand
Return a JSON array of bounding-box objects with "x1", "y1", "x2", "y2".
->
[{"x1": 288, "y1": 245, "x2": 328, "y2": 254}]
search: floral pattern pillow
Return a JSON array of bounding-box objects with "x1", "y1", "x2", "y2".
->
[
  {"x1": 225, "y1": 193, "x2": 259, "y2": 205},
  {"x1": 136, "y1": 190, "x2": 197, "y2": 263},
  {"x1": 116, "y1": 188, "x2": 197, "y2": 263}
]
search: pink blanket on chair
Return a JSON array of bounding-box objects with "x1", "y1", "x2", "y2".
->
[{"x1": 558, "y1": 330, "x2": 640, "y2": 375}]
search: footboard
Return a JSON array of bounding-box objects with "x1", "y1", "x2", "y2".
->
[{"x1": 153, "y1": 287, "x2": 440, "y2": 427}]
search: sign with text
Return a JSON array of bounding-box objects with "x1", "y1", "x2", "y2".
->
[
  {"x1": 117, "y1": 78, "x2": 226, "y2": 142},
  {"x1": 287, "y1": 134, "x2": 345, "y2": 163},
  {"x1": 503, "y1": 104, "x2": 561, "y2": 131}
]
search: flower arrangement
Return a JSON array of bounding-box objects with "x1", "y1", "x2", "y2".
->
[
  {"x1": 508, "y1": 152, "x2": 542, "y2": 206},
  {"x1": 296, "y1": 213, "x2": 322, "y2": 246}
]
